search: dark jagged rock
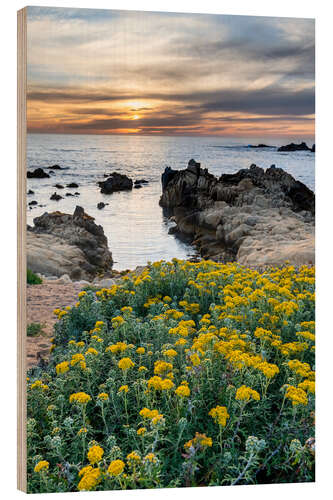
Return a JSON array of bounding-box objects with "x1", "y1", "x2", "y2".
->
[
  {"x1": 27, "y1": 168, "x2": 50, "y2": 179},
  {"x1": 48, "y1": 164, "x2": 62, "y2": 170},
  {"x1": 278, "y1": 142, "x2": 311, "y2": 152},
  {"x1": 248, "y1": 144, "x2": 271, "y2": 148},
  {"x1": 27, "y1": 190, "x2": 35, "y2": 195},
  {"x1": 67, "y1": 182, "x2": 79, "y2": 188},
  {"x1": 28, "y1": 200, "x2": 38, "y2": 206},
  {"x1": 65, "y1": 193, "x2": 74, "y2": 197},
  {"x1": 161, "y1": 166, "x2": 179, "y2": 190},
  {"x1": 97, "y1": 202, "x2": 107, "y2": 209},
  {"x1": 160, "y1": 161, "x2": 314, "y2": 267},
  {"x1": 54, "y1": 184, "x2": 64, "y2": 189},
  {"x1": 74, "y1": 192, "x2": 80, "y2": 196},
  {"x1": 98, "y1": 172, "x2": 133, "y2": 194},
  {"x1": 311, "y1": 144, "x2": 315, "y2": 152},
  {"x1": 134, "y1": 179, "x2": 149, "y2": 185},
  {"x1": 50, "y1": 192, "x2": 63, "y2": 201},
  {"x1": 28, "y1": 206, "x2": 113, "y2": 280},
  {"x1": 134, "y1": 184, "x2": 142, "y2": 189}
]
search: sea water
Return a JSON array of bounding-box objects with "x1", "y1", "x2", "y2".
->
[{"x1": 27, "y1": 134, "x2": 315, "y2": 270}]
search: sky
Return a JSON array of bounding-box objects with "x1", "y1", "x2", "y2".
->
[{"x1": 27, "y1": 7, "x2": 315, "y2": 138}]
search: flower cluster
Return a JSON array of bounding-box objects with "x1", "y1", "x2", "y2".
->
[{"x1": 27, "y1": 260, "x2": 315, "y2": 492}]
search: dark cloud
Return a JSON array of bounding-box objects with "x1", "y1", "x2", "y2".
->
[{"x1": 29, "y1": 83, "x2": 314, "y2": 117}]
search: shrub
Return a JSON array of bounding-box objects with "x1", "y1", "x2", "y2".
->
[
  {"x1": 27, "y1": 260, "x2": 315, "y2": 493},
  {"x1": 27, "y1": 322, "x2": 46, "y2": 337},
  {"x1": 27, "y1": 268, "x2": 42, "y2": 285}
]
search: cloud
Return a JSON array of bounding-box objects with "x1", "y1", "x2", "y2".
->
[{"x1": 26, "y1": 6, "x2": 315, "y2": 137}]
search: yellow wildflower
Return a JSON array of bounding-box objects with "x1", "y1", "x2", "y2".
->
[
  {"x1": 107, "y1": 460, "x2": 125, "y2": 477},
  {"x1": 34, "y1": 460, "x2": 49, "y2": 473},
  {"x1": 87, "y1": 445, "x2": 104, "y2": 465}
]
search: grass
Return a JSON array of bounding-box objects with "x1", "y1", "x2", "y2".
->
[
  {"x1": 27, "y1": 268, "x2": 43, "y2": 285},
  {"x1": 27, "y1": 322, "x2": 47, "y2": 337}
]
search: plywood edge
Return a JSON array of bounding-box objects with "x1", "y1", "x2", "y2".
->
[{"x1": 17, "y1": 6, "x2": 27, "y2": 493}]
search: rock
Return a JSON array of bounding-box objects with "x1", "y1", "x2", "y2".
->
[
  {"x1": 134, "y1": 184, "x2": 142, "y2": 189},
  {"x1": 98, "y1": 173, "x2": 133, "y2": 194},
  {"x1": 28, "y1": 200, "x2": 38, "y2": 206},
  {"x1": 135, "y1": 179, "x2": 149, "y2": 184},
  {"x1": 75, "y1": 192, "x2": 80, "y2": 196},
  {"x1": 48, "y1": 164, "x2": 62, "y2": 170},
  {"x1": 97, "y1": 202, "x2": 107, "y2": 209},
  {"x1": 159, "y1": 161, "x2": 315, "y2": 268},
  {"x1": 27, "y1": 206, "x2": 113, "y2": 280},
  {"x1": 278, "y1": 142, "x2": 311, "y2": 152},
  {"x1": 27, "y1": 190, "x2": 35, "y2": 195},
  {"x1": 161, "y1": 166, "x2": 178, "y2": 190},
  {"x1": 94, "y1": 278, "x2": 116, "y2": 288},
  {"x1": 248, "y1": 144, "x2": 271, "y2": 148},
  {"x1": 66, "y1": 193, "x2": 74, "y2": 197},
  {"x1": 50, "y1": 192, "x2": 63, "y2": 201},
  {"x1": 27, "y1": 168, "x2": 50, "y2": 179},
  {"x1": 76, "y1": 280, "x2": 91, "y2": 286},
  {"x1": 311, "y1": 144, "x2": 315, "y2": 153},
  {"x1": 58, "y1": 274, "x2": 72, "y2": 284},
  {"x1": 67, "y1": 182, "x2": 79, "y2": 188},
  {"x1": 54, "y1": 184, "x2": 64, "y2": 189}
]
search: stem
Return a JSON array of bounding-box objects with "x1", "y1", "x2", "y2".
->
[
  {"x1": 101, "y1": 404, "x2": 109, "y2": 434},
  {"x1": 233, "y1": 404, "x2": 245, "y2": 441},
  {"x1": 231, "y1": 452, "x2": 255, "y2": 485}
]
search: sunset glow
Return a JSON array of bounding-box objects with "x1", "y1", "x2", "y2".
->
[{"x1": 27, "y1": 7, "x2": 315, "y2": 138}]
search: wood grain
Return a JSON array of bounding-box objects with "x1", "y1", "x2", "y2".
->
[{"x1": 17, "y1": 7, "x2": 27, "y2": 493}]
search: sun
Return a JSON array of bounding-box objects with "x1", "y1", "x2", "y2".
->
[{"x1": 132, "y1": 115, "x2": 140, "y2": 120}]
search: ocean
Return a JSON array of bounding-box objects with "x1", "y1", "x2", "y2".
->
[{"x1": 27, "y1": 134, "x2": 315, "y2": 271}]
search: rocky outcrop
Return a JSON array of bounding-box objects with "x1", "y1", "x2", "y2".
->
[
  {"x1": 248, "y1": 144, "x2": 271, "y2": 148},
  {"x1": 27, "y1": 168, "x2": 50, "y2": 179},
  {"x1": 160, "y1": 161, "x2": 315, "y2": 268},
  {"x1": 278, "y1": 142, "x2": 311, "y2": 152},
  {"x1": 27, "y1": 206, "x2": 113, "y2": 280},
  {"x1": 47, "y1": 164, "x2": 62, "y2": 170},
  {"x1": 98, "y1": 173, "x2": 133, "y2": 194},
  {"x1": 50, "y1": 192, "x2": 63, "y2": 201}
]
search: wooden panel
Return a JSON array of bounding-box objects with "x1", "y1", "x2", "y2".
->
[{"x1": 17, "y1": 7, "x2": 27, "y2": 493}]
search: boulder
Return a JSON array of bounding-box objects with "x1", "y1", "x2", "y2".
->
[
  {"x1": 98, "y1": 172, "x2": 133, "y2": 194},
  {"x1": 67, "y1": 182, "x2": 79, "y2": 188},
  {"x1": 97, "y1": 202, "x2": 107, "y2": 210},
  {"x1": 135, "y1": 179, "x2": 149, "y2": 185},
  {"x1": 93, "y1": 278, "x2": 116, "y2": 288},
  {"x1": 27, "y1": 206, "x2": 113, "y2": 280},
  {"x1": 27, "y1": 190, "x2": 35, "y2": 195},
  {"x1": 311, "y1": 144, "x2": 315, "y2": 153},
  {"x1": 48, "y1": 164, "x2": 62, "y2": 170},
  {"x1": 248, "y1": 144, "x2": 271, "y2": 148},
  {"x1": 28, "y1": 200, "x2": 38, "y2": 206},
  {"x1": 54, "y1": 184, "x2": 64, "y2": 189},
  {"x1": 50, "y1": 192, "x2": 63, "y2": 201},
  {"x1": 159, "y1": 161, "x2": 315, "y2": 268},
  {"x1": 278, "y1": 142, "x2": 311, "y2": 152},
  {"x1": 66, "y1": 193, "x2": 74, "y2": 197},
  {"x1": 27, "y1": 168, "x2": 50, "y2": 179}
]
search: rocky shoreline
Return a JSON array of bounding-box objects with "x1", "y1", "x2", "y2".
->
[
  {"x1": 27, "y1": 159, "x2": 315, "y2": 282},
  {"x1": 27, "y1": 206, "x2": 113, "y2": 281},
  {"x1": 160, "y1": 160, "x2": 315, "y2": 268}
]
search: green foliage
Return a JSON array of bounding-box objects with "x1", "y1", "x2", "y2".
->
[
  {"x1": 27, "y1": 322, "x2": 46, "y2": 337},
  {"x1": 27, "y1": 268, "x2": 42, "y2": 285},
  {"x1": 27, "y1": 260, "x2": 315, "y2": 493}
]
